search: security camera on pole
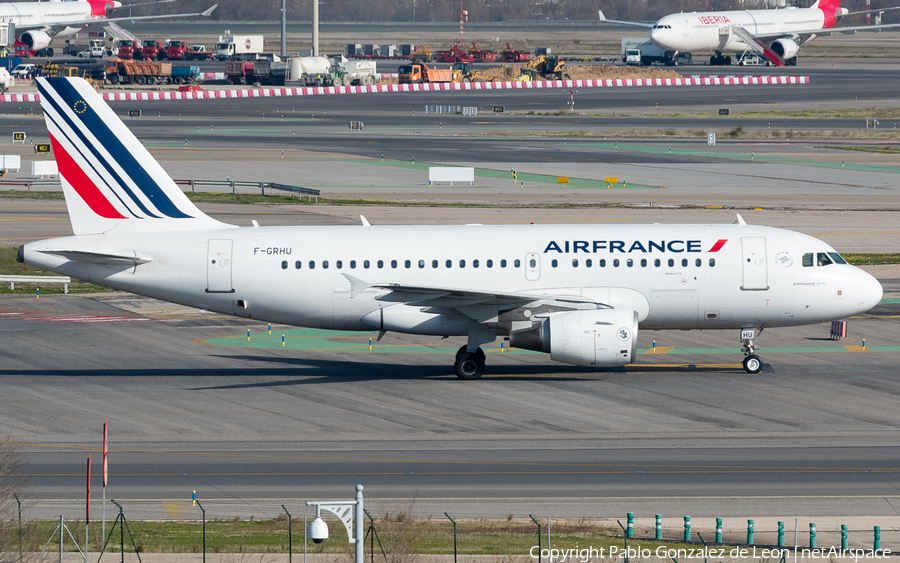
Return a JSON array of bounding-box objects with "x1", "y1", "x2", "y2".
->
[{"x1": 306, "y1": 484, "x2": 364, "y2": 563}]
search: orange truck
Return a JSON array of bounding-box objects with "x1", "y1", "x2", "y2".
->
[{"x1": 398, "y1": 63, "x2": 453, "y2": 84}]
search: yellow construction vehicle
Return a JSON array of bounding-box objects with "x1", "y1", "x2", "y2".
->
[
  {"x1": 519, "y1": 54, "x2": 568, "y2": 80},
  {"x1": 451, "y1": 62, "x2": 497, "y2": 83}
]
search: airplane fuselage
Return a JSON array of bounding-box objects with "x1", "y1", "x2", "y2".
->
[
  {"x1": 24, "y1": 222, "x2": 881, "y2": 334},
  {"x1": 650, "y1": 7, "x2": 828, "y2": 53}
]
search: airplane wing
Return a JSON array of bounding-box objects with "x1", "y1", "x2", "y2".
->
[
  {"x1": 598, "y1": 9, "x2": 654, "y2": 29},
  {"x1": 842, "y1": 6, "x2": 900, "y2": 18},
  {"x1": 753, "y1": 21, "x2": 900, "y2": 41},
  {"x1": 13, "y1": 4, "x2": 216, "y2": 32}
]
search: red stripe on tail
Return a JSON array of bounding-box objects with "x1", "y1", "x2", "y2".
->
[{"x1": 50, "y1": 133, "x2": 126, "y2": 219}]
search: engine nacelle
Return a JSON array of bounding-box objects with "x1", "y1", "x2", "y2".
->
[
  {"x1": 22, "y1": 30, "x2": 52, "y2": 51},
  {"x1": 509, "y1": 308, "x2": 638, "y2": 368},
  {"x1": 770, "y1": 38, "x2": 799, "y2": 60}
]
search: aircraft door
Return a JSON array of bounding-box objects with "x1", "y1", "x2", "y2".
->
[
  {"x1": 525, "y1": 253, "x2": 540, "y2": 281},
  {"x1": 741, "y1": 237, "x2": 768, "y2": 291},
  {"x1": 207, "y1": 239, "x2": 235, "y2": 293}
]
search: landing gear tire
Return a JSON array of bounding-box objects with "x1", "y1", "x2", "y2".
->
[
  {"x1": 743, "y1": 354, "x2": 763, "y2": 374},
  {"x1": 455, "y1": 346, "x2": 486, "y2": 380},
  {"x1": 724, "y1": 56, "x2": 732, "y2": 65}
]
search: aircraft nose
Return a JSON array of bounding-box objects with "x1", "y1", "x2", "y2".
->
[{"x1": 856, "y1": 270, "x2": 883, "y2": 314}]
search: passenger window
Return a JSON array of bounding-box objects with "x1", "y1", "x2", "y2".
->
[
  {"x1": 640, "y1": 259, "x2": 647, "y2": 267},
  {"x1": 613, "y1": 259, "x2": 620, "y2": 267},
  {"x1": 295, "y1": 260, "x2": 301, "y2": 269},
  {"x1": 501, "y1": 259, "x2": 507, "y2": 268},
  {"x1": 709, "y1": 258, "x2": 715, "y2": 267},
  {"x1": 350, "y1": 260, "x2": 356, "y2": 269},
  {"x1": 404, "y1": 260, "x2": 411, "y2": 268},
  {"x1": 695, "y1": 258, "x2": 701, "y2": 267},
  {"x1": 446, "y1": 259, "x2": 452, "y2": 268},
  {"x1": 487, "y1": 259, "x2": 493, "y2": 268},
  {"x1": 817, "y1": 253, "x2": 833, "y2": 267},
  {"x1": 529, "y1": 259, "x2": 536, "y2": 268},
  {"x1": 432, "y1": 260, "x2": 438, "y2": 268},
  {"x1": 418, "y1": 260, "x2": 425, "y2": 269},
  {"x1": 654, "y1": 259, "x2": 660, "y2": 267},
  {"x1": 551, "y1": 259, "x2": 558, "y2": 268},
  {"x1": 600, "y1": 259, "x2": 606, "y2": 267},
  {"x1": 459, "y1": 259, "x2": 466, "y2": 268},
  {"x1": 572, "y1": 259, "x2": 578, "y2": 267},
  {"x1": 829, "y1": 252, "x2": 847, "y2": 264},
  {"x1": 323, "y1": 260, "x2": 329, "y2": 269},
  {"x1": 377, "y1": 260, "x2": 384, "y2": 269},
  {"x1": 627, "y1": 259, "x2": 633, "y2": 267},
  {"x1": 802, "y1": 253, "x2": 814, "y2": 267},
  {"x1": 281, "y1": 260, "x2": 288, "y2": 269},
  {"x1": 682, "y1": 259, "x2": 688, "y2": 267},
  {"x1": 364, "y1": 260, "x2": 370, "y2": 269},
  {"x1": 514, "y1": 259, "x2": 521, "y2": 268},
  {"x1": 473, "y1": 259, "x2": 479, "y2": 268},
  {"x1": 336, "y1": 260, "x2": 342, "y2": 269},
  {"x1": 309, "y1": 260, "x2": 315, "y2": 269},
  {"x1": 668, "y1": 259, "x2": 674, "y2": 267},
  {"x1": 391, "y1": 260, "x2": 397, "y2": 268},
  {"x1": 586, "y1": 259, "x2": 592, "y2": 267}
]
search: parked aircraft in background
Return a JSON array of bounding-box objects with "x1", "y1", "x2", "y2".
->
[
  {"x1": 20, "y1": 78, "x2": 883, "y2": 378},
  {"x1": 600, "y1": 0, "x2": 900, "y2": 66},
  {"x1": 0, "y1": 0, "x2": 217, "y2": 56}
]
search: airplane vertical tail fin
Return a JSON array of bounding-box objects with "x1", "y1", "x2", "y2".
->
[
  {"x1": 36, "y1": 77, "x2": 227, "y2": 236},
  {"x1": 813, "y1": 0, "x2": 841, "y2": 27}
]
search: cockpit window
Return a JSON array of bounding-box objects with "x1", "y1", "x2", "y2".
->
[
  {"x1": 802, "y1": 253, "x2": 813, "y2": 267},
  {"x1": 828, "y1": 252, "x2": 847, "y2": 265},
  {"x1": 817, "y1": 253, "x2": 833, "y2": 267}
]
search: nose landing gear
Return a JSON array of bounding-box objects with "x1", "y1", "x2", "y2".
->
[{"x1": 741, "y1": 327, "x2": 764, "y2": 374}]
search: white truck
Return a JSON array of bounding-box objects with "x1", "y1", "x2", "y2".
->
[
  {"x1": 331, "y1": 55, "x2": 377, "y2": 86},
  {"x1": 215, "y1": 35, "x2": 264, "y2": 61},
  {"x1": 621, "y1": 37, "x2": 691, "y2": 66}
]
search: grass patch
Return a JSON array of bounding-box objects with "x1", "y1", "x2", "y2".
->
[
  {"x1": 0, "y1": 189, "x2": 63, "y2": 200},
  {"x1": 821, "y1": 145, "x2": 900, "y2": 154},
  {"x1": 842, "y1": 253, "x2": 900, "y2": 266}
]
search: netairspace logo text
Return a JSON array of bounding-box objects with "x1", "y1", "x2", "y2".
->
[{"x1": 530, "y1": 545, "x2": 892, "y2": 562}]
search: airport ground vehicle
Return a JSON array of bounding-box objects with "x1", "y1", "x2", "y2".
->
[
  {"x1": 141, "y1": 39, "x2": 164, "y2": 60},
  {"x1": 186, "y1": 45, "x2": 214, "y2": 60},
  {"x1": 77, "y1": 45, "x2": 104, "y2": 58},
  {"x1": 11, "y1": 63, "x2": 35, "y2": 78},
  {"x1": 117, "y1": 40, "x2": 137, "y2": 59},
  {"x1": 499, "y1": 43, "x2": 530, "y2": 62},
  {"x1": 398, "y1": 63, "x2": 453, "y2": 84},
  {"x1": 26, "y1": 76, "x2": 886, "y2": 379},
  {"x1": 467, "y1": 43, "x2": 497, "y2": 62},
  {"x1": 104, "y1": 58, "x2": 198, "y2": 85},
  {"x1": 0, "y1": 68, "x2": 10, "y2": 91},
  {"x1": 433, "y1": 44, "x2": 473, "y2": 63},
  {"x1": 165, "y1": 40, "x2": 188, "y2": 60},
  {"x1": 409, "y1": 45, "x2": 432, "y2": 63},
  {"x1": 451, "y1": 62, "x2": 495, "y2": 83},
  {"x1": 329, "y1": 56, "x2": 376, "y2": 86},
  {"x1": 516, "y1": 54, "x2": 567, "y2": 80},
  {"x1": 621, "y1": 38, "x2": 690, "y2": 66},
  {"x1": 215, "y1": 35, "x2": 263, "y2": 61}
]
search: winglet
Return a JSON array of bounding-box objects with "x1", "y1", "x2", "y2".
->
[
  {"x1": 360, "y1": 215, "x2": 371, "y2": 227},
  {"x1": 342, "y1": 273, "x2": 370, "y2": 298},
  {"x1": 201, "y1": 4, "x2": 218, "y2": 16},
  {"x1": 736, "y1": 213, "x2": 747, "y2": 226},
  {"x1": 598, "y1": 9, "x2": 607, "y2": 20}
]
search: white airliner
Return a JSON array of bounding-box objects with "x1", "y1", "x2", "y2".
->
[
  {"x1": 20, "y1": 77, "x2": 883, "y2": 378},
  {"x1": 0, "y1": 0, "x2": 217, "y2": 56},
  {"x1": 600, "y1": 0, "x2": 900, "y2": 66}
]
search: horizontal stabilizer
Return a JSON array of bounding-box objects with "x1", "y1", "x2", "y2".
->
[{"x1": 38, "y1": 249, "x2": 152, "y2": 265}]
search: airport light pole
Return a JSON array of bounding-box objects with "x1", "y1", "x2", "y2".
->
[
  {"x1": 306, "y1": 484, "x2": 364, "y2": 563},
  {"x1": 280, "y1": 0, "x2": 286, "y2": 58}
]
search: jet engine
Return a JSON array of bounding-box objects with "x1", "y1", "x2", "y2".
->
[
  {"x1": 509, "y1": 308, "x2": 638, "y2": 367},
  {"x1": 22, "y1": 30, "x2": 52, "y2": 51},
  {"x1": 769, "y1": 38, "x2": 799, "y2": 60}
]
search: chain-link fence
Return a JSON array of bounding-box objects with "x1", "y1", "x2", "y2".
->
[{"x1": 2, "y1": 500, "x2": 897, "y2": 563}]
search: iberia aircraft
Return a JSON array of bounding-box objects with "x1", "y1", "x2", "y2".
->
[
  {"x1": 0, "y1": 0, "x2": 217, "y2": 56},
  {"x1": 20, "y1": 77, "x2": 884, "y2": 378},
  {"x1": 600, "y1": 0, "x2": 900, "y2": 66}
]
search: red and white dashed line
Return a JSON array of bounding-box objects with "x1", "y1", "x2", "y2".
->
[
  {"x1": 0, "y1": 75, "x2": 809, "y2": 102},
  {"x1": 21, "y1": 315, "x2": 156, "y2": 323}
]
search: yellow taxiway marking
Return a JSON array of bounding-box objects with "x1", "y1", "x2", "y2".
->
[
  {"x1": 843, "y1": 345, "x2": 871, "y2": 352},
  {"x1": 643, "y1": 346, "x2": 675, "y2": 354}
]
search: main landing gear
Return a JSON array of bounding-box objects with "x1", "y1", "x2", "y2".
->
[
  {"x1": 740, "y1": 327, "x2": 763, "y2": 374},
  {"x1": 710, "y1": 53, "x2": 732, "y2": 66},
  {"x1": 455, "y1": 346, "x2": 486, "y2": 380}
]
